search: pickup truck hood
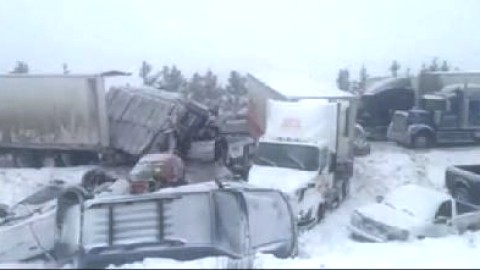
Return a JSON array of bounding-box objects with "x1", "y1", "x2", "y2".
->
[
  {"x1": 356, "y1": 203, "x2": 423, "y2": 230},
  {"x1": 248, "y1": 165, "x2": 317, "y2": 194}
]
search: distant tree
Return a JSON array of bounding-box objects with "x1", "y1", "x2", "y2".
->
[
  {"x1": 390, "y1": 60, "x2": 400, "y2": 77},
  {"x1": 336, "y1": 69, "x2": 350, "y2": 91},
  {"x1": 420, "y1": 63, "x2": 428, "y2": 73},
  {"x1": 405, "y1": 67, "x2": 411, "y2": 77},
  {"x1": 157, "y1": 65, "x2": 186, "y2": 92},
  {"x1": 440, "y1": 60, "x2": 450, "y2": 71},
  {"x1": 359, "y1": 65, "x2": 368, "y2": 90},
  {"x1": 63, "y1": 63, "x2": 70, "y2": 74},
  {"x1": 188, "y1": 72, "x2": 205, "y2": 101},
  {"x1": 139, "y1": 61, "x2": 153, "y2": 85},
  {"x1": 428, "y1": 57, "x2": 440, "y2": 71},
  {"x1": 10, "y1": 61, "x2": 29, "y2": 74},
  {"x1": 225, "y1": 70, "x2": 247, "y2": 112}
]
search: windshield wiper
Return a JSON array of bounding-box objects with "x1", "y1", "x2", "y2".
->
[
  {"x1": 286, "y1": 154, "x2": 306, "y2": 170},
  {"x1": 257, "y1": 156, "x2": 277, "y2": 167}
]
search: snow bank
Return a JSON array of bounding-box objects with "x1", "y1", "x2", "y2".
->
[
  {"x1": 0, "y1": 166, "x2": 97, "y2": 206},
  {"x1": 3, "y1": 142, "x2": 480, "y2": 268}
]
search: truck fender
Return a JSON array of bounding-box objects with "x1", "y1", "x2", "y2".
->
[{"x1": 408, "y1": 124, "x2": 435, "y2": 138}]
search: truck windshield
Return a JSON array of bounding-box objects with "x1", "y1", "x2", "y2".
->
[{"x1": 253, "y1": 142, "x2": 320, "y2": 171}]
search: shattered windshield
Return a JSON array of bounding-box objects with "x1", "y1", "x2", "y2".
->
[{"x1": 253, "y1": 142, "x2": 320, "y2": 171}]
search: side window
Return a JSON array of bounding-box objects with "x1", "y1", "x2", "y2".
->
[
  {"x1": 455, "y1": 200, "x2": 478, "y2": 215},
  {"x1": 435, "y1": 200, "x2": 452, "y2": 219},
  {"x1": 468, "y1": 100, "x2": 480, "y2": 126}
]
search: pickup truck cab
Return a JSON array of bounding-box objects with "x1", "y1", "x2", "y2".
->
[
  {"x1": 446, "y1": 165, "x2": 480, "y2": 205},
  {"x1": 54, "y1": 181, "x2": 298, "y2": 268}
]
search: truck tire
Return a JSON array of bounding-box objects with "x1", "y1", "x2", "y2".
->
[
  {"x1": 411, "y1": 134, "x2": 432, "y2": 149},
  {"x1": 454, "y1": 186, "x2": 472, "y2": 204}
]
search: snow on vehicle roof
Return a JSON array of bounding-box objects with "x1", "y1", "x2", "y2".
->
[
  {"x1": 441, "y1": 83, "x2": 480, "y2": 92},
  {"x1": 363, "y1": 77, "x2": 412, "y2": 95},
  {"x1": 86, "y1": 180, "x2": 263, "y2": 206},
  {"x1": 383, "y1": 184, "x2": 450, "y2": 220},
  {"x1": 426, "y1": 70, "x2": 480, "y2": 76},
  {"x1": 249, "y1": 72, "x2": 354, "y2": 100}
]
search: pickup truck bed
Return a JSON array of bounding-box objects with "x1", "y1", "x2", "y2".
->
[{"x1": 445, "y1": 165, "x2": 480, "y2": 205}]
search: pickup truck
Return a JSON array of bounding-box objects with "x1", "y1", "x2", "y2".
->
[{"x1": 445, "y1": 165, "x2": 480, "y2": 205}]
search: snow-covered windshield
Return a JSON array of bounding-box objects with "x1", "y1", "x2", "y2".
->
[{"x1": 253, "y1": 142, "x2": 320, "y2": 171}]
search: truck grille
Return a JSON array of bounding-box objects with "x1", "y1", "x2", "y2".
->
[{"x1": 83, "y1": 200, "x2": 171, "y2": 249}]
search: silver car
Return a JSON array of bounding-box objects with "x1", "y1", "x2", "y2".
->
[
  {"x1": 54, "y1": 180, "x2": 298, "y2": 268},
  {"x1": 349, "y1": 184, "x2": 480, "y2": 242}
]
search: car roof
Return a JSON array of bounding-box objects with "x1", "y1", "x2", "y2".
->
[{"x1": 384, "y1": 184, "x2": 451, "y2": 219}]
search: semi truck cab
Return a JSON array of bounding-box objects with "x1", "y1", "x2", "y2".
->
[
  {"x1": 387, "y1": 84, "x2": 480, "y2": 148},
  {"x1": 248, "y1": 137, "x2": 335, "y2": 226}
]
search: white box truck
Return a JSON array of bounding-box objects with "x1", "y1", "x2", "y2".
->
[{"x1": 245, "y1": 73, "x2": 358, "y2": 228}]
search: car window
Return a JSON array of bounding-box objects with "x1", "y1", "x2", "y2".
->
[
  {"x1": 435, "y1": 200, "x2": 452, "y2": 219},
  {"x1": 455, "y1": 200, "x2": 480, "y2": 215}
]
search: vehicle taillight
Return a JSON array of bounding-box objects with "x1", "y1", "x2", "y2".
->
[{"x1": 130, "y1": 181, "x2": 150, "y2": 194}]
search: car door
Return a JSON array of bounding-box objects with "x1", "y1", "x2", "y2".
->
[
  {"x1": 450, "y1": 199, "x2": 480, "y2": 233},
  {"x1": 423, "y1": 199, "x2": 457, "y2": 238},
  {"x1": 241, "y1": 190, "x2": 296, "y2": 256}
]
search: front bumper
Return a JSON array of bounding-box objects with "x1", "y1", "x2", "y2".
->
[
  {"x1": 386, "y1": 127, "x2": 411, "y2": 145},
  {"x1": 347, "y1": 225, "x2": 386, "y2": 243}
]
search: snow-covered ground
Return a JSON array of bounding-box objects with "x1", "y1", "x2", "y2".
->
[{"x1": 1, "y1": 142, "x2": 480, "y2": 268}]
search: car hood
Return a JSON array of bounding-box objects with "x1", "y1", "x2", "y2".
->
[
  {"x1": 356, "y1": 203, "x2": 424, "y2": 230},
  {"x1": 248, "y1": 165, "x2": 317, "y2": 194}
]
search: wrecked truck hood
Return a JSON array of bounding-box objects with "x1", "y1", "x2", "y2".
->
[{"x1": 248, "y1": 165, "x2": 317, "y2": 194}]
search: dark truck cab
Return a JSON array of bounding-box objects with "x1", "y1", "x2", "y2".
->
[
  {"x1": 446, "y1": 165, "x2": 480, "y2": 205},
  {"x1": 387, "y1": 84, "x2": 480, "y2": 148}
]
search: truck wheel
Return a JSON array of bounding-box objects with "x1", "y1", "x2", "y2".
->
[
  {"x1": 454, "y1": 186, "x2": 472, "y2": 203},
  {"x1": 412, "y1": 134, "x2": 431, "y2": 149}
]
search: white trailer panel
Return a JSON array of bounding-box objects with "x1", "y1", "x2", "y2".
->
[{"x1": 0, "y1": 74, "x2": 109, "y2": 151}]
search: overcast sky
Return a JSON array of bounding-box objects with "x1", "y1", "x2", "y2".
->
[{"x1": 0, "y1": 0, "x2": 479, "y2": 85}]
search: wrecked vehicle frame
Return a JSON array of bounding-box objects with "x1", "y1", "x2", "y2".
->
[{"x1": 54, "y1": 181, "x2": 298, "y2": 268}]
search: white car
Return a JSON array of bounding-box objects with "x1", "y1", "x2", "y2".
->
[
  {"x1": 0, "y1": 169, "x2": 118, "y2": 263},
  {"x1": 348, "y1": 184, "x2": 480, "y2": 242}
]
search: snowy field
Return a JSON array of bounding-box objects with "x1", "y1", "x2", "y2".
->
[{"x1": 1, "y1": 142, "x2": 480, "y2": 268}]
